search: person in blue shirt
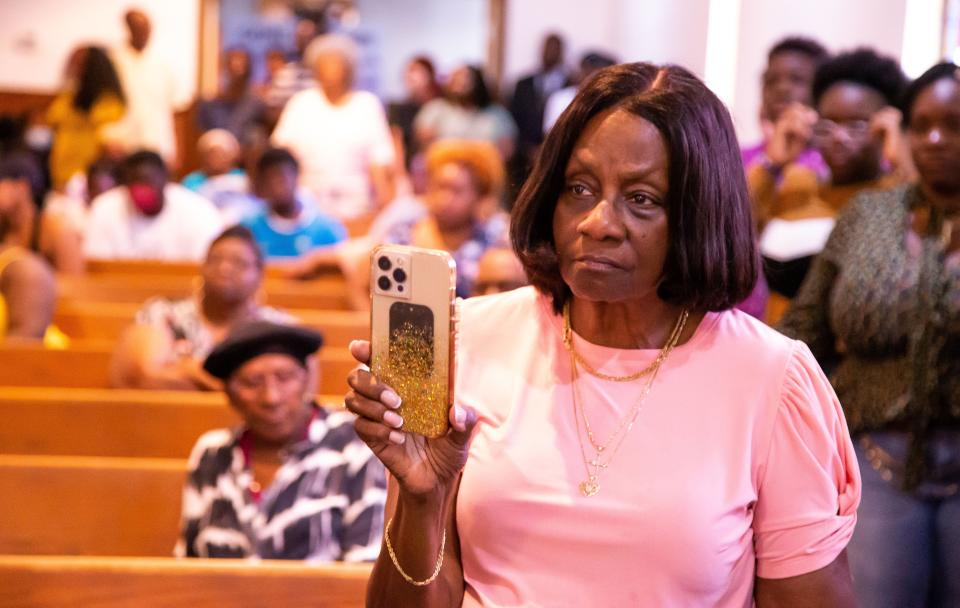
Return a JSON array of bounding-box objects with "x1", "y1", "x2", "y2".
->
[{"x1": 242, "y1": 148, "x2": 347, "y2": 259}]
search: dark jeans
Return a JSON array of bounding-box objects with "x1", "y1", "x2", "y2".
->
[{"x1": 848, "y1": 431, "x2": 960, "y2": 608}]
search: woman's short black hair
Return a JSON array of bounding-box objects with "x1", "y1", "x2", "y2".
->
[
  {"x1": 768, "y1": 36, "x2": 829, "y2": 65},
  {"x1": 209, "y1": 224, "x2": 265, "y2": 269},
  {"x1": 120, "y1": 150, "x2": 167, "y2": 182},
  {"x1": 812, "y1": 48, "x2": 907, "y2": 107},
  {"x1": 256, "y1": 147, "x2": 299, "y2": 175},
  {"x1": 901, "y1": 62, "x2": 960, "y2": 127},
  {"x1": 511, "y1": 62, "x2": 758, "y2": 314}
]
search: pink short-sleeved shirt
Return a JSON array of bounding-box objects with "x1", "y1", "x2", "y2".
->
[{"x1": 454, "y1": 287, "x2": 860, "y2": 607}]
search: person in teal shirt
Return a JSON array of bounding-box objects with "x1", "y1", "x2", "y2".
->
[{"x1": 242, "y1": 148, "x2": 347, "y2": 259}]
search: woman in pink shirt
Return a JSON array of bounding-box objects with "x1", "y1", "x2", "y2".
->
[{"x1": 346, "y1": 63, "x2": 860, "y2": 607}]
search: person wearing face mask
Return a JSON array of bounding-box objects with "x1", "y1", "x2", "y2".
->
[
  {"x1": 110, "y1": 226, "x2": 294, "y2": 390},
  {"x1": 83, "y1": 150, "x2": 223, "y2": 261},
  {"x1": 779, "y1": 63, "x2": 960, "y2": 607},
  {"x1": 271, "y1": 34, "x2": 396, "y2": 221},
  {"x1": 175, "y1": 320, "x2": 386, "y2": 560},
  {"x1": 753, "y1": 48, "x2": 907, "y2": 312}
]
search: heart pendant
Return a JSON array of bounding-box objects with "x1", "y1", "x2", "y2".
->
[{"x1": 579, "y1": 479, "x2": 599, "y2": 497}]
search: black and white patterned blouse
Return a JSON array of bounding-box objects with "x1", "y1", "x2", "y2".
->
[
  {"x1": 136, "y1": 297, "x2": 295, "y2": 360},
  {"x1": 174, "y1": 405, "x2": 386, "y2": 561}
]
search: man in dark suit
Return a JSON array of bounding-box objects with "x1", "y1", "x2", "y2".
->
[{"x1": 507, "y1": 33, "x2": 569, "y2": 198}]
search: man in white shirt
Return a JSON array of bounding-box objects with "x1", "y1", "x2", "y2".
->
[
  {"x1": 271, "y1": 34, "x2": 395, "y2": 221},
  {"x1": 84, "y1": 151, "x2": 223, "y2": 261},
  {"x1": 110, "y1": 9, "x2": 185, "y2": 167}
]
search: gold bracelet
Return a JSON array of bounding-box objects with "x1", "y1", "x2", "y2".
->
[{"x1": 383, "y1": 516, "x2": 446, "y2": 586}]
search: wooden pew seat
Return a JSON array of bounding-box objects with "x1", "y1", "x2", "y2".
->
[
  {"x1": 0, "y1": 555, "x2": 370, "y2": 608},
  {"x1": 0, "y1": 388, "x2": 343, "y2": 459},
  {"x1": 0, "y1": 343, "x2": 357, "y2": 393},
  {"x1": 0, "y1": 455, "x2": 184, "y2": 556}
]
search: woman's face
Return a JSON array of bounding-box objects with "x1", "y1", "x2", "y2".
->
[
  {"x1": 814, "y1": 82, "x2": 885, "y2": 184},
  {"x1": 908, "y1": 76, "x2": 960, "y2": 197},
  {"x1": 553, "y1": 108, "x2": 670, "y2": 305},
  {"x1": 225, "y1": 49, "x2": 250, "y2": 80},
  {"x1": 314, "y1": 53, "x2": 352, "y2": 96},
  {"x1": 202, "y1": 237, "x2": 261, "y2": 304},
  {"x1": 226, "y1": 353, "x2": 311, "y2": 445},
  {"x1": 405, "y1": 61, "x2": 432, "y2": 100},
  {"x1": 447, "y1": 66, "x2": 475, "y2": 103},
  {"x1": 761, "y1": 51, "x2": 817, "y2": 122},
  {"x1": 426, "y1": 161, "x2": 481, "y2": 230}
]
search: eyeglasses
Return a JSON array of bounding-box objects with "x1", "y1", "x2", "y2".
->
[{"x1": 812, "y1": 119, "x2": 871, "y2": 141}]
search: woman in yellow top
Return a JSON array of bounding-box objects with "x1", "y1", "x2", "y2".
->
[{"x1": 47, "y1": 46, "x2": 126, "y2": 191}]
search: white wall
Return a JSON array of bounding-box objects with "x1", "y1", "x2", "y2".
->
[
  {"x1": 357, "y1": 0, "x2": 489, "y2": 100},
  {"x1": 0, "y1": 0, "x2": 199, "y2": 99},
  {"x1": 501, "y1": 0, "x2": 941, "y2": 144}
]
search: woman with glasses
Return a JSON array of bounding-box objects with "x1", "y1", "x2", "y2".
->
[
  {"x1": 779, "y1": 62, "x2": 960, "y2": 607},
  {"x1": 749, "y1": 48, "x2": 907, "y2": 314}
]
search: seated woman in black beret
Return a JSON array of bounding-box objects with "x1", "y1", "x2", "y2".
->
[{"x1": 174, "y1": 320, "x2": 386, "y2": 561}]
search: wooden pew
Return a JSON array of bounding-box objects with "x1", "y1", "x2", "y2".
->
[
  {"x1": 57, "y1": 273, "x2": 353, "y2": 311},
  {"x1": 53, "y1": 301, "x2": 370, "y2": 347},
  {"x1": 0, "y1": 343, "x2": 357, "y2": 393},
  {"x1": 0, "y1": 555, "x2": 371, "y2": 607},
  {"x1": 0, "y1": 388, "x2": 344, "y2": 459},
  {"x1": 0, "y1": 455, "x2": 184, "y2": 556},
  {"x1": 85, "y1": 258, "x2": 348, "y2": 285}
]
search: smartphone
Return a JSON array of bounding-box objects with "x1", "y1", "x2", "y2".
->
[{"x1": 370, "y1": 245, "x2": 457, "y2": 438}]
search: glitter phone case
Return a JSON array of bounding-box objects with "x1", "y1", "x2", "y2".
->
[{"x1": 370, "y1": 245, "x2": 457, "y2": 438}]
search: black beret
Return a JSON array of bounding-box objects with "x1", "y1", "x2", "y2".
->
[{"x1": 203, "y1": 321, "x2": 324, "y2": 380}]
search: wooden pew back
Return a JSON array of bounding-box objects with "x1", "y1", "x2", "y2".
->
[
  {"x1": 53, "y1": 301, "x2": 370, "y2": 347},
  {"x1": 0, "y1": 555, "x2": 370, "y2": 607},
  {"x1": 0, "y1": 388, "x2": 344, "y2": 459},
  {"x1": 57, "y1": 273, "x2": 352, "y2": 311},
  {"x1": 0, "y1": 455, "x2": 184, "y2": 556},
  {"x1": 0, "y1": 343, "x2": 357, "y2": 394}
]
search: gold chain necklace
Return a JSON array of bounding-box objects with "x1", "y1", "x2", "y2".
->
[
  {"x1": 569, "y1": 308, "x2": 688, "y2": 454},
  {"x1": 564, "y1": 304, "x2": 689, "y2": 496},
  {"x1": 562, "y1": 303, "x2": 686, "y2": 382}
]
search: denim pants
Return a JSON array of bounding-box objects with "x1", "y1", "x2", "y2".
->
[{"x1": 847, "y1": 431, "x2": 960, "y2": 608}]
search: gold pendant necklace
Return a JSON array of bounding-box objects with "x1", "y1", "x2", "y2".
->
[{"x1": 564, "y1": 304, "x2": 688, "y2": 497}]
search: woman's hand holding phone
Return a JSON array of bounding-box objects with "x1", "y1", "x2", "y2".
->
[{"x1": 345, "y1": 339, "x2": 477, "y2": 499}]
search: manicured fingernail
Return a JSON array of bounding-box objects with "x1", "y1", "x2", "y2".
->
[
  {"x1": 381, "y1": 390, "x2": 401, "y2": 409},
  {"x1": 349, "y1": 340, "x2": 359, "y2": 350},
  {"x1": 388, "y1": 430, "x2": 405, "y2": 445},
  {"x1": 455, "y1": 406, "x2": 466, "y2": 427},
  {"x1": 383, "y1": 410, "x2": 403, "y2": 429}
]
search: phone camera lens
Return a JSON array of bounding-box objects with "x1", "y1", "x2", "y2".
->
[
  {"x1": 393, "y1": 268, "x2": 407, "y2": 283},
  {"x1": 377, "y1": 276, "x2": 392, "y2": 291},
  {"x1": 377, "y1": 256, "x2": 392, "y2": 271},
  {"x1": 397, "y1": 285, "x2": 404, "y2": 292}
]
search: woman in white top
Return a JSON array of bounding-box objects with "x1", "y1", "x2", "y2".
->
[{"x1": 272, "y1": 34, "x2": 396, "y2": 221}]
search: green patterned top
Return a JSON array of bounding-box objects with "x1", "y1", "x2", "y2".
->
[{"x1": 778, "y1": 184, "x2": 960, "y2": 486}]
